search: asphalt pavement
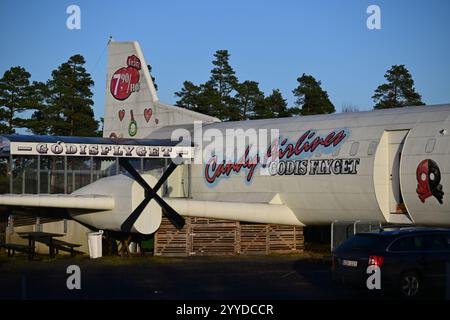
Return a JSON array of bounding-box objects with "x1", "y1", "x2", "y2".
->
[{"x1": 0, "y1": 253, "x2": 402, "y2": 300}]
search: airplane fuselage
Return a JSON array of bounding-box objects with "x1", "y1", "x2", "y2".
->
[
  {"x1": 2, "y1": 41, "x2": 449, "y2": 235},
  {"x1": 172, "y1": 104, "x2": 450, "y2": 226}
]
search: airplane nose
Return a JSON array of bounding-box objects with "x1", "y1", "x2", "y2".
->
[{"x1": 130, "y1": 174, "x2": 162, "y2": 234}]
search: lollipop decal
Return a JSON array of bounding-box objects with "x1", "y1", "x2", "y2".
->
[
  {"x1": 110, "y1": 55, "x2": 141, "y2": 101},
  {"x1": 128, "y1": 110, "x2": 138, "y2": 137}
]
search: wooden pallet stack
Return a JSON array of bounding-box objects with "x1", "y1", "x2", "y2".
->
[
  {"x1": 190, "y1": 218, "x2": 238, "y2": 256},
  {"x1": 239, "y1": 224, "x2": 268, "y2": 255},
  {"x1": 154, "y1": 216, "x2": 304, "y2": 257},
  {"x1": 268, "y1": 225, "x2": 304, "y2": 254},
  {"x1": 153, "y1": 216, "x2": 190, "y2": 257}
]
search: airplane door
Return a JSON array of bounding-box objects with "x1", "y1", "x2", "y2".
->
[
  {"x1": 388, "y1": 130, "x2": 409, "y2": 214},
  {"x1": 374, "y1": 130, "x2": 413, "y2": 223}
]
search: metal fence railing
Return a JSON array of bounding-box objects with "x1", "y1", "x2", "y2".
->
[{"x1": 331, "y1": 220, "x2": 382, "y2": 252}]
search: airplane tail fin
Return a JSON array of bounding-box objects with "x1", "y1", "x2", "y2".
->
[{"x1": 103, "y1": 40, "x2": 219, "y2": 139}]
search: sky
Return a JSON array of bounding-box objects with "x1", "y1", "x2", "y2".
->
[{"x1": 0, "y1": 0, "x2": 449, "y2": 122}]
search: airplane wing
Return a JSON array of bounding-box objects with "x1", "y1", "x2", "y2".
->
[{"x1": 0, "y1": 194, "x2": 114, "y2": 210}]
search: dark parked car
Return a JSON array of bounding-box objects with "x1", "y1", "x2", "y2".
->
[{"x1": 332, "y1": 227, "x2": 450, "y2": 298}]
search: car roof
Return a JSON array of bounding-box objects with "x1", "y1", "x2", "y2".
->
[{"x1": 357, "y1": 227, "x2": 450, "y2": 237}]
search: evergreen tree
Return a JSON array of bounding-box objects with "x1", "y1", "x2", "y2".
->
[
  {"x1": 147, "y1": 64, "x2": 158, "y2": 91},
  {"x1": 175, "y1": 49, "x2": 303, "y2": 121},
  {"x1": 175, "y1": 80, "x2": 226, "y2": 118},
  {"x1": 175, "y1": 81, "x2": 202, "y2": 111},
  {"x1": 209, "y1": 50, "x2": 239, "y2": 120},
  {"x1": 42, "y1": 54, "x2": 98, "y2": 136},
  {"x1": 197, "y1": 80, "x2": 225, "y2": 119},
  {"x1": 26, "y1": 81, "x2": 51, "y2": 134},
  {"x1": 292, "y1": 74, "x2": 335, "y2": 115},
  {"x1": 263, "y1": 89, "x2": 291, "y2": 118},
  {"x1": 0, "y1": 66, "x2": 35, "y2": 134},
  {"x1": 372, "y1": 64, "x2": 424, "y2": 109},
  {"x1": 175, "y1": 50, "x2": 239, "y2": 121},
  {"x1": 209, "y1": 50, "x2": 238, "y2": 100},
  {"x1": 235, "y1": 81, "x2": 265, "y2": 120}
]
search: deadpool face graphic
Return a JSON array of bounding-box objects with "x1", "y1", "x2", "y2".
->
[{"x1": 416, "y1": 159, "x2": 444, "y2": 204}]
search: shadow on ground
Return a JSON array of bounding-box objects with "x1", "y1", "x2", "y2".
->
[{"x1": 0, "y1": 252, "x2": 444, "y2": 300}]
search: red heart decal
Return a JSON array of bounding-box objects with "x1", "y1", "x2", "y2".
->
[
  {"x1": 144, "y1": 108, "x2": 152, "y2": 122},
  {"x1": 118, "y1": 109, "x2": 125, "y2": 121}
]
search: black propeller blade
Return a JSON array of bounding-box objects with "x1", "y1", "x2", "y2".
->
[
  {"x1": 119, "y1": 158, "x2": 151, "y2": 191},
  {"x1": 150, "y1": 191, "x2": 185, "y2": 229},
  {"x1": 119, "y1": 157, "x2": 185, "y2": 232}
]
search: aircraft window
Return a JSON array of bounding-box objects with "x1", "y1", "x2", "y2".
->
[
  {"x1": 367, "y1": 141, "x2": 378, "y2": 156},
  {"x1": 349, "y1": 142, "x2": 359, "y2": 156},
  {"x1": 425, "y1": 139, "x2": 436, "y2": 153},
  {"x1": 332, "y1": 148, "x2": 340, "y2": 157}
]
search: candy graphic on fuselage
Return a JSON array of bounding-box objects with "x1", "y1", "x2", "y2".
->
[{"x1": 416, "y1": 159, "x2": 444, "y2": 204}]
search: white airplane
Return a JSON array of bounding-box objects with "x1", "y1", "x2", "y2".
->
[{"x1": 0, "y1": 40, "x2": 449, "y2": 237}]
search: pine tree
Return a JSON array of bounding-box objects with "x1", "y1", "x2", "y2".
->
[
  {"x1": 175, "y1": 49, "x2": 304, "y2": 121},
  {"x1": 0, "y1": 66, "x2": 34, "y2": 134},
  {"x1": 235, "y1": 81, "x2": 265, "y2": 120},
  {"x1": 292, "y1": 74, "x2": 335, "y2": 115},
  {"x1": 175, "y1": 50, "x2": 239, "y2": 121},
  {"x1": 252, "y1": 89, "x2": 297, "y2": 119},
  {"x1": 147, "y1": 64, "x2": 158, "y2": 91},
  {"x1": 264, "y1": 89, "x2": 291, "y2": 118},
  {"x1": 175, "y1": 81, "x2": 202, "y2": 111},
  {"x1": 42, "y1": 54, "x2": 98, "y2": 136},
  {"x1": 210, "y1": 50, "x2": 238, "y2": 100},
  {"x1": 209, "y1": 50, "x2": 239, "y2": 120},
  {"x1": 26, "y1": 81, "x2": 50, "y2": 134},
  {"x1": 372, "y1": 65, "x2": 425, "y2": 109},
  {"x1": 197, "y1": 80, "x2": 225, "y2": 119}
]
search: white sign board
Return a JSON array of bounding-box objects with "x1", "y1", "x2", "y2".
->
[{"x1": 9, "y1": 141, "x2": 193, "y2": 159}]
